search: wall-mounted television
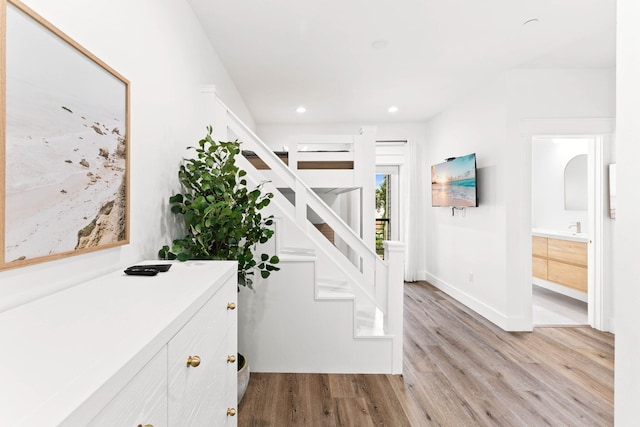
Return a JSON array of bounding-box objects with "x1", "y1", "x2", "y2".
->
[{"x1": 431, "y1": 153, "x2": 477, "y2": 207}]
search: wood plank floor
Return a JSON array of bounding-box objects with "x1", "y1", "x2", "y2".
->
[{"x1": 238, "y1": 281, "x2": 614, "y2": 426}]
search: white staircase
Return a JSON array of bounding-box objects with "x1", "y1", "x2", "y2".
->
[{"x1": 210, "y1": 94, "x2": 405, "y2": 374}]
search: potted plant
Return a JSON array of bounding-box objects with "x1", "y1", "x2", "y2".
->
[{"x1": 159, "y1": 126, "x2": 279, "y2": 402}]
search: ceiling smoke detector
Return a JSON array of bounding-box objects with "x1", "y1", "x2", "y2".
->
[
  {"x1": 296, "y1": 106, "x2": 306, "y2": 113},
  {"x1": 371, "y1": 39, "x2": 388, "y2": 50}
]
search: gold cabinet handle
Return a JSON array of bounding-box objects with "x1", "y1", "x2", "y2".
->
[
  {"x1": 227, "y1": 355, "x2": 236, "y2": 363},
  {"x1": 227, "y1": 302, "x2": 236, "y2": 310},
  {"x1": 137, "y1": 425, "x2": 153, "y2": 427},
  {"x1": 187, "y1": 355, "x2": 201, "y2": 367},
  {"x1": 227, "y1": 408, "x2": 237, "y2": 416}
]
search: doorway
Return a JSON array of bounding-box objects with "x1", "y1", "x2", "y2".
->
[
  {"x1": 530, "y1": 135, "x2": 602, "y2": 328},
  {"x1": 375, "y1": 166, "x2": 399, "y2": 258}
]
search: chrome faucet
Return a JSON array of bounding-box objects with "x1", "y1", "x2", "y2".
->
[{"x1": 569, "y1": 221, "x2": 582, "y2": 234}]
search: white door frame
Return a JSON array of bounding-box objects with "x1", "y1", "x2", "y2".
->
[
  {"x1": 376, "y1": 166, "x2": 400, "y2": 242},
  {"x1": 588, "y1": 136, "x2": 604, "y2": 329},
  {"x1": 521, "y1": 118, "x2": 613, "y2": 331},
  {"x1": 375, "y1": 140, "x2": 408, "y2": 246},
  {"x1": 530, "y1": 135, "x2": 602, "y2": 328}
]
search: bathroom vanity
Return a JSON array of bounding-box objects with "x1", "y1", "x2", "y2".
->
[
  {"x1": 0, "y1": 260, "x2": 238, "y2": 426},
  {"x1": 532, "y1": 229, "x2": 588, "y2": 301}
]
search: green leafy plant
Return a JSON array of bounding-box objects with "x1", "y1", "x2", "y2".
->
[{"x1": 159, "y1": 126, "x2": 279, "y2": 288}]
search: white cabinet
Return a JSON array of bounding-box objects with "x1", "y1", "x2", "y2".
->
[
  {"x1": 89, "y1": 348, "x2": 168, "y2": 427},
  {"x1": 0, "y1": 260, "x2": 237, "y2": 427},
  {"x1": 168, "y1": 281, "x2": 237, "y2": 425}
]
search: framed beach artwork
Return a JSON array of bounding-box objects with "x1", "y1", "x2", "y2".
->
[{"x1": 1, "y1": 0, "x2": 130, "y2": 270}]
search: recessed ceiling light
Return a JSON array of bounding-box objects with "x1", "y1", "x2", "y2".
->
[
  {"x1": 523, "y1": 18, "x2": 539, "y2": 27},
  {"x1": 296, "y1": 106, "x2": 306, "y2": 113},
  {"x1": 388, "y1": 106, "x2": 399, "y2": 113},
  {"x1": 371, "y1": 40, "x2": 388, "y2": 50}
]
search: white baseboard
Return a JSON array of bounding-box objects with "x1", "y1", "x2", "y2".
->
[
  {"x1": 423, "y1": 272, "x2": 531, "y2": 332},
  {"x1": 533, "y1": 278, "x2": 587, "y2": 302},
  {"x1": 605, "y1": 316, "x2": 615, "y2": 334}
]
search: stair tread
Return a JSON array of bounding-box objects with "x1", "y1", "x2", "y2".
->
[
  {"x1": 316, "y1": 289, "x2": 355, "y2": 300},
  {"x1": 355, "y1": 326, "x2": 389, "y2": 337},
  {"x1": 317, "y1": 278, "x2": 349, "y2": 288},
  {"x1": 278, "y1": 254, "x2": 317, "y2": 262},
  {"x1": 278, "y1": 249, "x2": 317, "y2": 261},
  {"x1": 279, "y1": 247, "x2": 317, "y2": 261},
  {"x1": 280, "y1": 246, "x2": 315, "y2": 255},
  {"x1": 316, "y1": 278, "x2": 354, "y2": 300}
]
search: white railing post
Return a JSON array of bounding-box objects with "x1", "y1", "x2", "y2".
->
[
  {"x1": 362, "y1": 253, "x2": 375, "y2": 285},
  {"x1": 295, "y1": 180, "x2": 308, "y2": 231},
  {"x1": 384, "y1": 241, "x2": 405, "y2": 375},
  {"x1": 375, "y1": 257, "x2": 388, "y2": 310},
  {"x1": 212, "y1": 95, "x2": 230, "y2": 142},
  {"x1": 200, "y1": 85, "x2": 218, "y2": 134},
  {"x1": 358, "y1": 126, "x2": 377, "y2": 251},
  {"x1": 289, "y1": 142, "x2": 299, "y2": 173}
]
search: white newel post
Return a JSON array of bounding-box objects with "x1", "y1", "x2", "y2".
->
[
  {"x1": 384, "y1": 241, "x2": 405, "y2": 375},
  {"x1": 200, "y1": 85, "x2": 221, "y2": 137},
  {"x1": 202, "y1": 87, "x2": 230, "y2": 143},
  {"x1": 288, "y1": 142, "x2": 299, "y2": 173}
]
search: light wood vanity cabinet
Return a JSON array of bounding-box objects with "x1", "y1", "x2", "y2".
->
[
  {"x1": 532, "y1": 254, "x2": 548, "y2": 280},
  {"x1": 532, "y1": 236, "x2": 549, "y2": 279},
  {"x1": 0, "y1": 261, "x2": 237, "y2": 426},
  {"x1": 548, "y1": 238, "x2": 587, "y2": 267},
  {"x1": 532, "y1": 236, "x2": 587, "y2": 292},
  {"x1": 532, "y1": 236, "x2": 548, "y2": 258}
]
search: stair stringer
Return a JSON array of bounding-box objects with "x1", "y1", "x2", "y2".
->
[
  {"x1": 236, "y1": 154, "x2": 385, "y2": 321},
  {"x1": 235, "y1": 194, "x2": 398, "y2": 373},
  {"x1": 237, "y1": 259, "x2": 394, "y2": 374},
  {"x1": 250, "y1": 181, "x2": 392, "y2": 342}
]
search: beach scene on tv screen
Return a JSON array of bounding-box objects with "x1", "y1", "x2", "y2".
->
[{"x1": 431, "y1": 154, "x2": 476, "y2": 207}]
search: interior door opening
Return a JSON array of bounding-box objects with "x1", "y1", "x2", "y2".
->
[{"x1": 530, "y1": 135, "x2": 603, "y2": 329}]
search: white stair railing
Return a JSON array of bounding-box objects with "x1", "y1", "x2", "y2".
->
[{"x1": 212, "y1": 95, "x2": 402, "y2": 337}]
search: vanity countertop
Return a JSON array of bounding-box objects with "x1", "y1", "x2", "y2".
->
[{"x1": 532, "y1": 228, "x2": 588, "y2": 243}]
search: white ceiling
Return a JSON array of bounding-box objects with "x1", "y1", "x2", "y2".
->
[{"x1": 187, "y1": 0, "x2": 615, "y2": 125}]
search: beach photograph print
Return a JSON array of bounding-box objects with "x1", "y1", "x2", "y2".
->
[
  {"x1": 2, "y1": 0, "x2": 129, "y2": 268},
  {"x1": 431, "y1": 153, "x2": 477, "y2": 207}
]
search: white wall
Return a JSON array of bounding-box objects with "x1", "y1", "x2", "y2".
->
[
  {"x1": 531, "y1": 138, "x2": 589, "y2": 232},
  {"x1": 0, "y1": 0, "x2": 254, "y2": 312},
  {"x1": 423, "y1": 75, "x2": 510, "y2": 324},
  {"x1": 615, "y1": 0, "x2": 640, "y2": 422},
  {"x1": 423, "y1": 68, "x2": 615, "y2": 330}
]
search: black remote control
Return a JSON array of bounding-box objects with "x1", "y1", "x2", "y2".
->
[
  {"x1": 130, "y1": 264, "x2": 172, "y2": 272},
  {"x1": 124, "y1": 267, "x2": 159, "y2": 276}
]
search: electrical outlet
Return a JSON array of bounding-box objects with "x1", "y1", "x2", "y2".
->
[{"x1": 469, "y1": 272, "x2": 474, "y2": 283}]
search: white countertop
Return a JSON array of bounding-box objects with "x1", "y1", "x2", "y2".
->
[
  {"x1": 531, "y1": 228, "x2": 588, "y2": 243},
  {"x1": 0, "y1": 260, "x2": 236, "y2": 426}
]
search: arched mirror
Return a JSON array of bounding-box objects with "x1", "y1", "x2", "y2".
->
[{"x1": 564, "y1": 154, "x2": 588, "y2": 210}]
